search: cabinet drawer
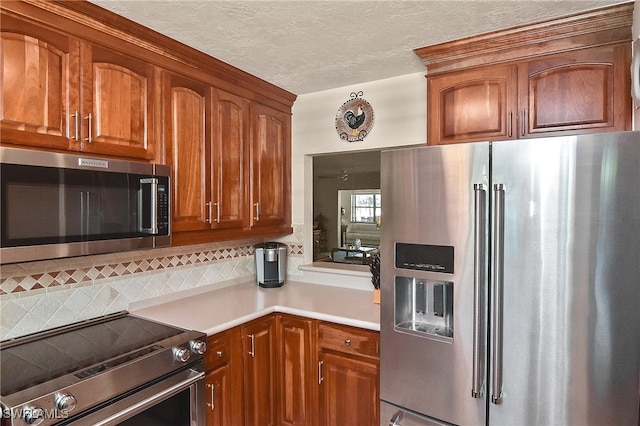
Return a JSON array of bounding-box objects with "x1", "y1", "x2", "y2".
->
[
  {"x1": 318, "y1": 322, "x2": 379, "y2": 359},
  {"x1": 205, "y1": 331, "x2": 232, "y2": 371}
]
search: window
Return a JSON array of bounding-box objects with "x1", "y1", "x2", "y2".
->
[{"x1": 351, "y1": 191, "x2": 381, "y2": 224}]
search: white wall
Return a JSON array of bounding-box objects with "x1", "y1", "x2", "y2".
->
[{"x1": 291, "y1": 72, "x2": 427, "y2": 265}]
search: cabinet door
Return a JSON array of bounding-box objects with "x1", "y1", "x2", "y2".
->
[
  {"x1": 519, "y1": 44, "x2": 632, "y2": 137},
  {"x1": 242, "y1": 316, "x2": 277, "y2": 426},
  {"x1": 0, "y1": 14, "x2": 78, "y2": 150},
  {"x1": 250, "y1": 103, "x2": 291, "y2": 229},
  {"x1": 205, "y1": 365, "x2": 233, "y2": 426},
  {"x1": 427, "y1": 65, "x2": 517, "y2": 145},
  {"x1": 277, "y1": 315, "x2": 316, "y2": 426},
  {"x1": 80, "y1": 42, "x2": 155, "y2": 159},
  {"x1": 211, "y1": 89, "x2": 249, "y2": 229},
  {"x1": 318, "y1": 351, "x2": 379, "y2": 426},
  {"x1": 163, "y1": 72, "x2": 211, "y2": 232}
]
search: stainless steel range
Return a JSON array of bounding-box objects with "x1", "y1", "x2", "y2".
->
[{"x1": 0, "y1": 312, "x2": 207, "y2": 426}]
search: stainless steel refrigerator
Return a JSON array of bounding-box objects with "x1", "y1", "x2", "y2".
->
[{"x1": 379, "y1": 132, "x2": 640, "y2": 426}]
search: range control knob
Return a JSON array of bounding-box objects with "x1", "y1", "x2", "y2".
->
[
  {"x1": 22, "y1": 406, "x2": 45, "y2": 425},
  {"x1": 55, "y1": 393, "x2": 77, "y2": 412},
  {"x1": 190, "y1": 340, "x2": 207, "y2": 355},
  {"x1": 174, "y1": 346, "x2": 191, "y2": 363}
]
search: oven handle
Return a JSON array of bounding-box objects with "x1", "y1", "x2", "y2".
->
[{"x1": 89, "y1": 369, "x2": 204, "y2": 426}]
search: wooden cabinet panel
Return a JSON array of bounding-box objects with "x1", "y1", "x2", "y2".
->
[
  {"x1": 205, "y1": 365, "x2": 233, "y2": 426},
  {"x1": 277, "y1": 314, "x2": 316, "y2": 426},
  {"x1": 250, "y1": 103, "x2": 290, "y2": 229},
  {"x1": 163, "y1": 72, "x2": 211, "y2": 231},
  {"x1": 318, "y1": 351, "x2": 379, "y2": 426},
  {"x1": 80, "y1": 44, "x2": 155, "y2": 159},
  {"x1": 519, "y1": 44, "x2": 631, "y2": 137},
  {"x1": 427, "y1": 65, "x2": 517, "y2": 145},
  {"x1": 318, "y1": 322, "x2": 380, "y2": 359},
  {"x1": 242, "y1": 316, "x2": 277, "y2": 426},
  {"x1": 205, "y1": 328, "x2": 243, "y2": 426},
  {"x1": 211, "y1": 89, "x2": 249, "y2": 229},
  {"x1": 0, "y1": 15, "x2": 77, "y2": 150}
]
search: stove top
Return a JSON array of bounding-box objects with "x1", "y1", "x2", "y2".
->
[{"x1": 0, "y1": 311, "x2": 207, "y2": 426}]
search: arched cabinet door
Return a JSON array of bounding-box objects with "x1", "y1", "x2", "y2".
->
[
  {"x1": 250, "y1": 103, "x2": 291, "y2": 230},
  {"x1": 80, "y1": 43, "x2": 155, "y2": 160},
  {"x1": 427, "y1": 65, "x2": 518, "y2": 145},
  {"x1": 0, "y1": 14, "x2": 78, "y2": 150},
  {"x1": 519, "y1": 44, "x2": 631, "y2": 137}
]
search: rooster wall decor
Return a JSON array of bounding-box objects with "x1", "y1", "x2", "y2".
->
[{"x1": 335, "y1": 91, "x2": 374, "y2": 142}]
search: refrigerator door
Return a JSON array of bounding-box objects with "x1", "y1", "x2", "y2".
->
[
  {"x1": 489, "y1": 132, "x2": 640, "y2": 425},
  {"x1": 380, "y1": 143, "x2": 490, "y2": 425}
]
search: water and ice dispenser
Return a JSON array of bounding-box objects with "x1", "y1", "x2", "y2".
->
[{"x1": 394, "y1": 243, "x2": 454, "y2": 341}]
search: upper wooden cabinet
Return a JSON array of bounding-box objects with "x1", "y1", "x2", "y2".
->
[
  {"x1": 78, "y1": 43, "x2": 155, "y2": 159},
  {"x1": 250, "y1": 103, "x2": 291, "y2": 230},
  {"x1": 1, "y1": 15, "x2": 76, "y2": 151},
  {"x1": 0, "y1": 13, "x2": 155, "y2": 159},
  {"x1": 417, "y1": 2, "x2": 633, "y2": 145},
  {"x1": 163, "y1": 71, "x2": 211, "y2": 232}
]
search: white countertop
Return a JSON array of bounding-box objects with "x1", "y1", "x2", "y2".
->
[{"x1": 131, "y1": 280, "x2": 380, "y2": 335}]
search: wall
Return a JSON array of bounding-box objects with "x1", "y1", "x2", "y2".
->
[
  {"x1": 291, "y1": 72, "x2": 427, "y2": 269},
  {"x1": 0, "y1": 229, "x2": 303, "y2": 340}
]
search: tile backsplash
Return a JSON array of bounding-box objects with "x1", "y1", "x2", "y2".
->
[{"x1": 0, "y1": 226, "x2": 304, "y2": 340}]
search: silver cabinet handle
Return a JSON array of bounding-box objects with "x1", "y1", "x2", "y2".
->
[
  {"x1": 205, "y1": 202, "x2": 212, "y2": 223},
  {"x1": 85, "y1": 113, "x2": 92, "y2": 143},
  {"x1": 254, "y1": 202, "x2": 260, "y2": 221},
  {"x1": 248, "y1": 334, "x2": 255, "y2": 358},
  {"x1": 491, "y1": 183, "x2": 506, "y2": 404},
  {"x1": 389, "y1": 411, "x2": 403, "y2": 426},
  {"x1": 72, "y1": 111, "x2": 80, "y2": 141},
  {"x1": 472, "y1": 183, "x2": 487, "y2": 398},
  {"x1": 318, "y1": 360, "x2": 324, "y2": 384},
  {"x1": 214, "y1": 202, "x2": 220, "y2": 223},
  {"x1": 206, "y1": 383, "x2": 215, "y2": 410},
  {"x1": 521, "y1": 110, "x2": 526, "y2": 137},
  {"x1": 508, "y1": 111, "x2": 513, "y2": 138}
]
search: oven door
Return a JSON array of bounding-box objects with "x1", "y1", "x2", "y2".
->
[{"x1": 63, "y1": 365, "x2": 204, "y2": 426}]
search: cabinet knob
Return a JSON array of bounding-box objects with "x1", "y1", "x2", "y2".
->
[
  {"x1": 344, "y1": 339, "x2": 351, "y2": 346},
  {"x1": 216, "y1": 350, "x2": 223, "y2": 358}
]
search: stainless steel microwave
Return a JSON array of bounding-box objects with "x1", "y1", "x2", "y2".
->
[{"x1": 0, "y1": 147, "x2": 171, "y2": 264}]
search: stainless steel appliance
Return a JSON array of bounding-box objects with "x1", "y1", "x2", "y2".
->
[
  {"x1": 0, "y1": 311, "x2": 206, "y2": 426},
  {"x1": 380, "y1": 132, "x2": 640, "y2": 425},
  {"x1": 254, "y1": 242, "x2": 286, "y2": 288},
  {"x1": 0, "y1": 147, "x2": 170, "y2": 264}
]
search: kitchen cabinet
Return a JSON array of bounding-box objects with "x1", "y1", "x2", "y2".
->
[
  {"x1": 163, "y1": 71, "x2": 211, "y2": 232},
  {"x1": 427, "y1": 45, "x2": 631, "y2": 144},
  {"x1": 241, "y1": 315, "x2": 277, "y2": 426},
  {"x1": 317, "y1": 322, "x2": 380, "y2": 426},
  {"x1": 250, "y1": 103, "x2": 291, "y2": 230},
  {"x1": 276, "y1": 314, "x2": 317, "y2": 426},
  {"x1": 0, "y1": 13, "x2": 155, "y2": 160},
  {"x1": 204, "y1": 328, "x2": 243, "y2": 426},
  {"x1": 417, "y1": 3, "x2": 633, "y2": 145}
]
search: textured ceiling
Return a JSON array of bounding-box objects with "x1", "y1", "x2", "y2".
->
[{"x1": 90, "y1": 0, "x2": 623, "y2": 95}]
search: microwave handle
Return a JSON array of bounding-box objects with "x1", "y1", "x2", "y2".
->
[{"x1": 138, "y1": 178, "x2": 158, "y2": 234}]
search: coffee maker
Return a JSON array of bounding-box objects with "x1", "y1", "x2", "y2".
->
[{"x1": 254, "y1": 242, "x2": 286, "y2": 288}]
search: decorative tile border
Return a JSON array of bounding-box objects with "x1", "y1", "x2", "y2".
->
[{"x1": 0, "y1": 243, "x2": 304, "y2": 296}]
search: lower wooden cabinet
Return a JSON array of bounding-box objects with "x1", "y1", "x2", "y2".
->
[
  {"x1": 317, "y1": 322, "x2": 380, "y2": 426},
  {"x1": 204, "y1": 327, "x2": 243, "y2": 426},
  {"x1": 204, "y1": 314, "x2": 379, "y2": 426}
]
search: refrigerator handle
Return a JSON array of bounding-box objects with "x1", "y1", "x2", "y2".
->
[
  {"x1": 472, "y1": 183, "x2": 486, "y2": 399},
  {"x1": 491, "y1": 183, "x2": 506, "y2": 404}
]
